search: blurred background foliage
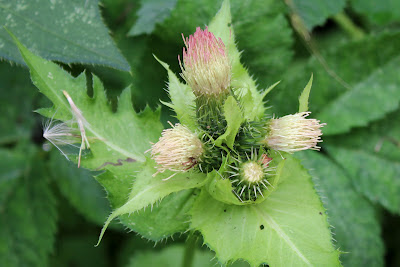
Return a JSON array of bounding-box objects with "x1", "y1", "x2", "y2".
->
[{"x1": 0, "y1": 0, "x2": 399, "y2": 266}]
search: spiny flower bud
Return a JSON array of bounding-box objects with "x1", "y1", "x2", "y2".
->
[
  {"x1": 150, "y1": 123, "x2": 204, "y2": 175},
  {"x1": 264, "y1": 112, "x2": 325, "y2": 153},
  {"x1": 179, "y1": 27, "x2": 231, "y2": 98}
]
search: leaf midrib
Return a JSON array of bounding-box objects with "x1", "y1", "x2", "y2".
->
[{"x1": 253, "y1": 205, "x2": 312, "y2": 266}]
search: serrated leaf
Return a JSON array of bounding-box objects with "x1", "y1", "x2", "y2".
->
[
  {"x1": 11, "y1": 33, "x2": 163, "y2": 169},
  {"x1": 191, "y1": 154, "x2": 339, "y2": 266},
  {"x1": 318, "y1": 56, "x2": 400, "y2": 135},
  {"x1": 97, "y1": 166, "x2": 200, "y2": 241},
  {"x1": 208, "y1": 0, "x2": 265, "y2": 121},
  {"x1": 118, "y1": 189, "x2": 198, "y2": 241},
  {"x1": 0, "y1": 148, "x2": 57, "y2": 266},
  {"x1": 155, "y1": 56, "x2": 197, "y2": 130},
  {"x1": 215, "y1": 96, "x2": 243, "y2": 149},
  {"x1": 128, "y1": 0, "x2": 177, "y2": 36},
  {"x1": 326, "y1": 146, "x2": 400, "y2": 214},
  {"x1": 0, "y1": 0, "x2": 129, "y2": 70},
  {"x1": 350, "y1": 0, "x2": 400, "y2": 26},
  {"x1": 298, "y1": 74, "x2": 313, "y2": 113},
  {"x1": 97, "y1": 159, "x2": 207, "y2": 244},
  {"x1": 297, "y1": 151, "x2": 384, "y2": 266},
  {"x1": 291, "y1": 0, "x2": 346, "y2": 30}
]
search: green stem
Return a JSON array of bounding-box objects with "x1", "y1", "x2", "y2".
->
[
  {"x1": 182, "y1": 234, "x2": 197, "y2": 267},
  {"x1": 332, "y1": 12, "x2": 366, "y2": 40}
]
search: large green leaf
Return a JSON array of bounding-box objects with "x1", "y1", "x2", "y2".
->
[
  {"x1": 128, "y1": 0, "x2": 177, "y2": 36},
  {"x1": 350, "y1": 0, "x2": 400, "y2": 26},
  {"x1": 11, "y1": 33, "x2": 163, "y2": 169},
  {"x1": 318, "y1": 56, "x2": 400, "y2": 135},
  {"x1": 0, "y1": 148, "x2": 57, "y2": 266},
  {"x1": 97, "y1": 159, "x2": 207, "y2": 244},
  {"x1": 297, "y1": 151, "x2": 384, "y2": 267},
  {"x1": 0, "y1": 0, "x2": 129, "y2": 70},
  {"x1": 290, "y1": 0, "x2": 346, "y2": 30},
  {"x1": 327, "y1": 146, "x2": 400, "y2": 215},
  {"x1": 191, "y1": 154, "x2": 340, "y2": 266}
]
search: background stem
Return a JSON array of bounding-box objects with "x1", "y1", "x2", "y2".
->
[{"x1": 182, "y1": 233, "x2": 197, "y2": 267}]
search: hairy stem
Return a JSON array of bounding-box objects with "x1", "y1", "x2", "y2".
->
[
  {"x1": 333, "y1": 12, "x2": 366, "y2": 40},
  {"x1": 182, "y1": 233, "x2": 197, "y2": 267}
]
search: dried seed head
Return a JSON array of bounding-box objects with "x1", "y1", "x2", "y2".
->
[
  {"x1": 265, "y1": 112, "x2": 325, "y2": 153},
  {"x1": 179, "y1": 27, "x2": 231, "y2": 98},
  {"x1": 151, "y1": 123, "x2": 204, "y2": 174}
]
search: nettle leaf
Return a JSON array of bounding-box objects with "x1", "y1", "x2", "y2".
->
[
  {"x1": 297, "y1": 151, "x2": 384, "y2": 267},
  {"x1": 0, "y1": 148, "x2": 57, "y2": 266},
  {"x1": 208, "y1": 0, "x2": 265, "y2": 121},
  {"x1": 155, "y1": 56, "x2": 197, "y2": 130},
  {"x1": 215, "y1": 96, "x2": 243, "y2": 149},
  {"x1": 11, "y1": 33, "x2": 163, "y2": 169},
  {"x1": 128, "y1": 0, "x2": 177, "y2": 36},
  {"x1": 291, "y1": 0, "x2": 346, "y2": 30},
  {"x1": 318, "y1": 56, "x2": 400, "y2": 135},
  {"x1": 97, "y1": 159, "x2": 207, "y2": 244},
  {"x1": 350, "y1": 0, "x2": 400, "y2": 26},
  {"x1": 327, "y1": 146, "x2": 400, "y2": 215},
  {"x1": 191, "y1": 154, "x2": 340, "y2": 266},
  {"x1": 0, "y1": 0, "x2": 129, "y2": 70},
  {"x1": 0, "y1": 62, "x2": 37, "y2": 144}
]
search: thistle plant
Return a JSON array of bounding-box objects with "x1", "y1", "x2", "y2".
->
[{"x1": 8, "y1": 0, "x2": 341, "y2": 266}]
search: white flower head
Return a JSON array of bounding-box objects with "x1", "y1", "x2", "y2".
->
[
  {"x1": 150, "y1": 123, "x2": 204, "y2": 175},
  {"x1": 265, "y1": 112, "x2": 325, "y2": 153},
  {"x1": 179, "y1": 27, "x2": 231, "y2": 98}
]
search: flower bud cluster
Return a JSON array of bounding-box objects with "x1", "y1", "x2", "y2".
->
[{"x1": 150, "y1": 27, "x2": 326, "y2": 203}]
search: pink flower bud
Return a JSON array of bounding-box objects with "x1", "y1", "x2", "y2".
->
[{"x1": 179, "y1": 27, "x2": 231, "y2": 98}]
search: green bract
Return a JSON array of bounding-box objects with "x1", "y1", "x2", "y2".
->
[{"x1": 10, "y1": 0, "x2": 340, "y2": 266}]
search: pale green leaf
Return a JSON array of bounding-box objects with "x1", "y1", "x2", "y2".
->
[
  {"x1": 128, "y1": 0, "x2": 177, "y2": 36},
  {"x1": 0, "y1": 148, "x2": 57, "y2": 267},
  {"x1": 298, "y1": 74, "x2": 313, "y2": 113},
  {"x1": 215, "y1": 96, "x2": 243, "y2": 149},
  {"x1": 0, "y1": 0, "x2": 129, "y2": 70},
  {"x1": 155, "y1": 55, "x2": 197, "y2": 130},
  {"x1": 97, "y1": 159, "x2": 207, "y2": 244},
  {"x1": 318, "y1": 56, "x2": 400, "y2": 135},
  {"x1": 297, "y1": 151, "x2": 384, "y2": 267},
  {"x1": 291, "y1": 0, "x2": 346, "y2": 30},
  {"x1": 191, "y1": 154, "x2": 340, "y2": 266},
  {"x1": 118, "y1": 189, "x2": 198, "y2": 241},
  {"x1": 12, "y1": 33, "x2": 163, "y2": 168},
  {"x1": 327, "y1": 146, "x2": 400, "y2": 214},
  {"x1": 208, "y1": 0, "x2": 265, "y2": 121}
]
